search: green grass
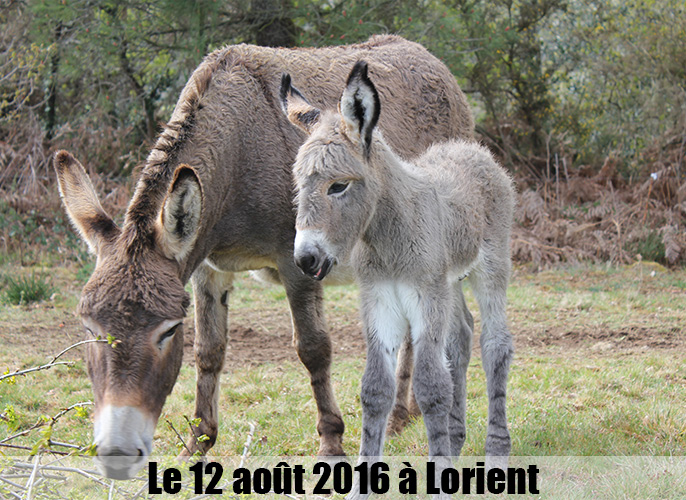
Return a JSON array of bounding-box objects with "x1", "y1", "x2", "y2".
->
[
  {"x1": 2, "y1": 270, "x2": 57, "y2": 305},
  {"x1": 0, "y1": 262, "x2": 684, "y2": 498}
]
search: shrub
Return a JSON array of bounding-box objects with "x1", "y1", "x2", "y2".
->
[{"x1": 3, "y1": 271, "x2": 56, "y2": 305}]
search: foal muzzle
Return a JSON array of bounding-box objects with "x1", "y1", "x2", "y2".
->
[
  {"x1": 293, "y1": 229, "x2": 336, "y2": 280},
  {"x1": 295, "y1": 251, "x2": 335, "y2": 280}
]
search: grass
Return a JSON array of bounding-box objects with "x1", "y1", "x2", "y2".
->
[
  {"x1": 2, "y1": 270, "x2": 57, "y2": 305},
  {"x1": 0, "y1": 261, "x2": 684, "y2": 498}
]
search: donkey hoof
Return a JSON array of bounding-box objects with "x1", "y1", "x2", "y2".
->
[
  {"x1": 386, "y1": 407, "x2": 410, "y2": 436},
  {"x1": 317, "y1": 437, "x2": 346, "y2": 459},
  {"x1": 316, "y1": 454, "x2": 349, "y2": 468}
]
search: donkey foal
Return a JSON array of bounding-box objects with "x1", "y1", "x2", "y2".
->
[{"x1": 282, "y1": 62, "x2": 515, "y2": 498}]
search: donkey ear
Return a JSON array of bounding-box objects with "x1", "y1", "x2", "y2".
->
[
  {"x1": 53, "y1": 150, "x2": 119, "y2": 255},
  {"x1": 280, "y1": 73, "x2": 321, "y2": 134},
  {"x1": 340, "y1": 61, "x2": 380, "y2": 158},
  {"x1": 156, "y1": 165, "x2": 203, "y2": 262}
]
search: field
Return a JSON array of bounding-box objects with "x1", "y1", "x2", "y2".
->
[{"x1": 0, "y1": 259, "x2": 685, "y2": 498}]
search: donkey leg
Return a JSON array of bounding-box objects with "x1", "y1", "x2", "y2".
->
[
  {"x1": 446, "y1": 282, "x2": 474, "y2": 457},
  {"x1": 280, "y1": 262, "x2": 345, "y2": 457},
  {"x1": 349, "y1": 339, "x2": 398, "y2": 500},
  {"x1": 358, "y1": 335, "x2": 401, "y2": 460},
  {"x1": 413, "y1": 335, "x2": 453, "y2": 459},
  {"x1": 386, "y1": 334, "x2": 416, "y2": 436},
  {"x1": 183, "y1": 262, "x2": 234, "y2": 456},
  {"x1": 469, "y1": 263, "x2": 513, "y2": 468}
]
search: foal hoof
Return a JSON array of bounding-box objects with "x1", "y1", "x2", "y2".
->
[{"x1": 485, "y1": 455, "x2": 509, "y2": 472}]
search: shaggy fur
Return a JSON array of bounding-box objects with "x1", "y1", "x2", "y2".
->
[
  {"x1": 284, "y1": 62, "x2": 514, "y2": 499},
  {"x1": 54, "y1": 35, "x2": 473, "y2": 479}
]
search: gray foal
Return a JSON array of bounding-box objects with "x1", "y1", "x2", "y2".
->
[{"x1": 282, "y1": 61, "x2": 515, "y2": 498}]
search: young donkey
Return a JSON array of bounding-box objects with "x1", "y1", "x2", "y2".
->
[{"x1": 282, "y1": 62, "x2": 515, "y2": 490}]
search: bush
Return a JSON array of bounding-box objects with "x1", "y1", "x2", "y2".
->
[
  {"x1": 625, "y1": 230, "x2": 667, "y2": 264},
  {"x1": 3, "y1": 271, "x2": 56, "y2": 305}
]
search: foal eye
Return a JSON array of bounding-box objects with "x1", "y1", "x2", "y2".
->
[{"x1": 328, "y1": 181, "x2": 350, "y2": 196}]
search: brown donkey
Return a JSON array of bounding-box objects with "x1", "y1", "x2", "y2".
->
[{"x1": 54, "y1": 35, "x2": 473, "y2": 479}]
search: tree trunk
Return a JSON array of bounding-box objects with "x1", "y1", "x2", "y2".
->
[
  {"x1": 45, "y1": 22, "x2": 62, "y2": 142},
  {"x1": 251, "y1": 0, "x2": 296, "y2": 47}
]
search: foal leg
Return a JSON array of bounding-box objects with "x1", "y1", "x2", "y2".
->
[
  {"x1": 469, "y1": 261, "x2": 513, "y2": 468},
  {"x1": 280, "y1": 260, "x2": 345, "y2": 457},
  {"x1": 412, "y1": 289, "x2": 453, "y2": 499},
  {"x1": 183, "y1": 262, "x2": 234, "y2": 456},
  {"x1": 348, "y1": 286, "x2": 407, "y2": 500},
  {"x1": 446, "y1": 281, "x2": 474, "y2": 457}
]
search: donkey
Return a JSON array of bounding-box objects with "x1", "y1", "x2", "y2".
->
[
  {"x1": 54, "y1": 35, "x2": 474, "y2": 479},
  {"x1": 282, "y1": 61, "x2": 515, "y2": 496}
]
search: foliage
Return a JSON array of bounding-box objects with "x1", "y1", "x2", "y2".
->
[
  {"x1": 1, "y1": 0, "x2": 684, "y2": 268},
  {"x1": 0, "y1": 201, "x2": 89, "y2": 266},
  {"x1": 2, "y1": 270, "x2": 56, "y2": 305},
  {"x1": 2, "y1": 0, "x2": 684, "y2": 178}
]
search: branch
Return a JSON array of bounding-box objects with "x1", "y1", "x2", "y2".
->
[
  {"x1": 239, "y1": 422, "x2": 256, "y2": 469},
  {"x1": 0, "y1": 339, "x2": 106, "y2": 382},
  {"x1": 166, "y1": 419, "x2": 194, "y2": 457}
]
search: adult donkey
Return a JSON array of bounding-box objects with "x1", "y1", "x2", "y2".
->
[{"x1": 54, "y1": 35, "x2": 473, "y2": 480}]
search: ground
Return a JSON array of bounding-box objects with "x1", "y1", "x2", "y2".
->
[
  {"x1": 1, "y1": 262, "x2": 685, "y2": 498},
  {"x1": 2, "y1": 261, "x2": 683, "y2": 372}
]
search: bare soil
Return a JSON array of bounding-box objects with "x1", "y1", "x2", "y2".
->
[
  {"x1": 182, "y1": 317, "x2": 685, "y2": 371},
  {"x1": 2, "y1": 293, "x2": 682, "y2": 371}
]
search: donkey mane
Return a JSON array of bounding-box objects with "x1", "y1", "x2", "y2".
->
[
  {"x1": 121, "y1": 46, "x2": 292, "y2": 255},
  {"x1": 121, "y1": 60, "x2": 217, "y2": 255}
]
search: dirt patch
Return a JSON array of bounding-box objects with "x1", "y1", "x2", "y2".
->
[
  {"x1": 182, "y1": 316, "x2": 368, "y2": 370},
  {"x1": 519, "y1": 325, "x2": 684, "y2": 352},
  {"x1": 1, "y1": 305, "x2": 681, "y2": 373},
  {"x1": 180, "y1": 317, "x2": 684, "y2": 371}
]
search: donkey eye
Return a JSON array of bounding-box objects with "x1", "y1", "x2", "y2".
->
[
  {"x1": 85, "y1": 328, "x2": 96, "y2": 338},
  {"x1": 158, "y1": 324, "x2": 180, "y2": 346},
  {"x1": 328, "y1": 181, "x2": 350, "y2": 196}
]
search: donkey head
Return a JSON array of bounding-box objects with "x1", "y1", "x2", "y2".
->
[
  {"x1": 281, "y1": 61, "x2": 381, "y2": 280},
  {"x1": 54, "y1": 151, "x2": 202, "y2": 479}
]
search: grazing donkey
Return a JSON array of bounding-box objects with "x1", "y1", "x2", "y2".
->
[
  {"x1": 282, "y1": 61, "x2": 515, "y2": 496},
  {"x1": 54, "y1": 35, "x2": 474, "y2": 479}
]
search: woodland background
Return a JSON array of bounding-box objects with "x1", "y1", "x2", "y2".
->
[{"x1": 1, "y1": 0, "x2": 685, "y2": 267}]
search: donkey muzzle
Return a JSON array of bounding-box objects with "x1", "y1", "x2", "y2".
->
[
  {"x1": 293, "y1": 229, "x2": 336, "y2": 280},
  {"x1": 93, "y1": 404, "x2": 154, "y2": 480},
  {"x1": 295, "y1": 250, "x2": 334, "y2": 280},
  {"x1": 94, "y1": 446, "x2": 147, "y2": 480}
]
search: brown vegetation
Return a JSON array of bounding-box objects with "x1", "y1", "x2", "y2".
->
[{"x1": 511, "y1": 137, "x2": 686, "y2": 267}]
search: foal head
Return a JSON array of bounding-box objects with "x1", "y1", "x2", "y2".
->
[{"x1": 281, "y1": 61, "x2": 383, "y2": 280}]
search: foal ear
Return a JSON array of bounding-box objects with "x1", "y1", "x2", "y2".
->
[
  {"x1": 340, "y1": 61, "x2": 380, "y2": 158},
  {"x1": 53, "y1": 150, "x2": 119, "y2": 255},
  {"x1": 156, "y1": 165, "x2": 203, "y2": 262},
  {"x1": 279, "y1": 73, "x2": 321, "y2": 134}
]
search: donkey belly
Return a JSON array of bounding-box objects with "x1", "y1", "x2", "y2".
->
[{"x1": 204, "y1": 250, "x2": 277, "y2": 274}]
